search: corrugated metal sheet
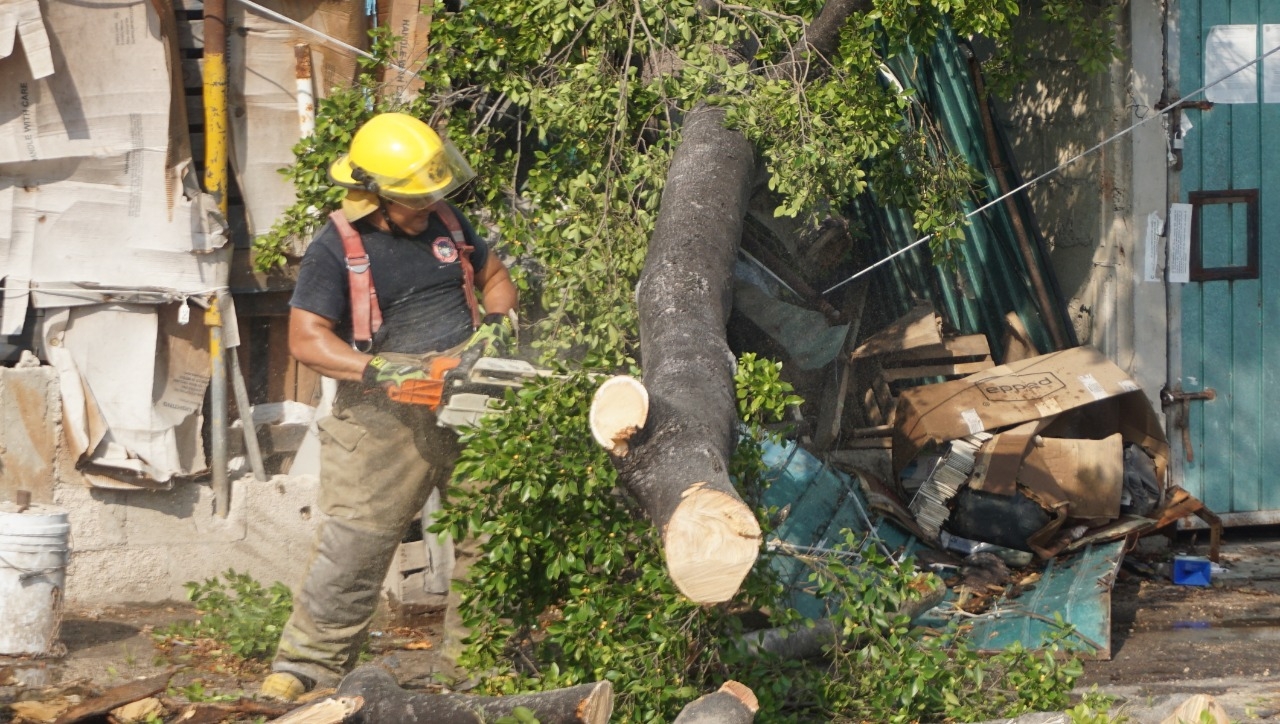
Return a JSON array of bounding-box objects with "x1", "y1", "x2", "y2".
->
[
  {"x1": 846, "y1": 32, "x2": 1074, "y2": 358},
  {"x1": 758, "y1": 439, "x2": 1115, "y2": 657}
]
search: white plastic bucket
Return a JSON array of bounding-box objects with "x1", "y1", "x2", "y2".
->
[{"x1": 0, "y1": 505, "x2": 70, "y2": 655}]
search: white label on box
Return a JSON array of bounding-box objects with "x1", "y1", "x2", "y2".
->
[
  {"x1": 1119, "y1": 380, "x2": 1140, "y2": 393},
  {"x1": 1079, "y1": 373, "x2": 1108, "y2": 400},
  {"x1": 960, "y1": 408, "x2": 985, "y2": 435}
]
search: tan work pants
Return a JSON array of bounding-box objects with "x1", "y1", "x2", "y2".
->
[{"x1": 272, "y1": 385, "x2": 462, "y2": 687}]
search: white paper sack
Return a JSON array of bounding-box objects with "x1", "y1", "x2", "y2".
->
[
  {"x1": 0, "y1": 0, "x2": 53, "y2": 79},
  {"x1": 43, "y1": 304, "x2": 211, "y2": 486}
]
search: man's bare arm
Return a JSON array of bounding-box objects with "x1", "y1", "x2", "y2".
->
[
  {"x1": 289, "y1": 308, "x2": 372, "y2": 382},
  {"x1": 475, "y1": 252, "x2": 518, "y2": 316}
]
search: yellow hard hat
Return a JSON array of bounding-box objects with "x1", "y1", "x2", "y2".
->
[{"x1": 329, "y1": 113, "x2": 474, "y2": 213}]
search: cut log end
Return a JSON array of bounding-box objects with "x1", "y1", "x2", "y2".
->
[
  {"x1": 717, "y1": 681, "x2": 759, "y2": 713},
  {"x1": 589, "y1": 375, "x2": 650, "y2": 456},
  {"x1": 576, "y1": 680, "x2": 615, "y2": 724},
  {"x1": 664, "y1": 484, "x2": 762, "y2": 603}
]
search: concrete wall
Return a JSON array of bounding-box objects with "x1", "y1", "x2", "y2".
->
[
  {"x1": 54, "y1": 474, "x2": 323, "y2": 605},
  {"x1": 0, "y1": 365, "x2": 325, "y2": 605},
  {"x1": 994, "y1": 0, "x2": 1169, "y2": 402}
]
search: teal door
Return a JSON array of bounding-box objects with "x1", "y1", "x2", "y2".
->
[{"x1": 1178, "y1": 1, "x2": 1280, "y2": 518}]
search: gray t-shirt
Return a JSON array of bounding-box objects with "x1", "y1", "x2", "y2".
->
[{"x1": 289, "y1": 204, "x2": 489, "y2": 355}]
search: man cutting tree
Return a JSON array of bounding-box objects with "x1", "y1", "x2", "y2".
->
[{"x1": 261, "y1": 112, "x2": 518, "y2": 701}]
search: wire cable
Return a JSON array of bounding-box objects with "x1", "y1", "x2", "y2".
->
[
  {"x1": 230, "y1": 0, "x2": 411, "y2": 75},
  {"x1": 821, "y1": 37, "x2": 1280, "y2": 297}
]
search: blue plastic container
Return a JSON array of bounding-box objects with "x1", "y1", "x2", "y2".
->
[{"x1": 1172, "y1": 555, "x2": 1212, "y2": 587}]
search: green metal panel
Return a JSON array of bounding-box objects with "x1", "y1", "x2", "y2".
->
[
  {"x1": 847, "y1": 32, "x2": 1073, "y2": 359},
  {"x1": 1179, "y1": 0, "x2": 1278, "y2": 515}
]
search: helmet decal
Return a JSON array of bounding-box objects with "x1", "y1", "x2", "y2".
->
[{"x1": 432, "y1": 237, "x2": 459, "y2": 263}]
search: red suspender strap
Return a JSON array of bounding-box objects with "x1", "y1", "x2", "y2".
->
[
  {"x1": 330, "y1": 210, "x2": 382, "y2": 349},
  {"x1": 431, "y1": 203, "x2": 482, "y2": 328}
]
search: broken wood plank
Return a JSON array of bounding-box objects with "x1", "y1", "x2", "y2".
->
[
  {"x1": 877, "y1": 359, "x2": 994, "y2": 383},
  {"x1": 172, "y1": 698, "x2": 292, "y2": 724},
  {"x1": 1000, "y1": 311, "x2": 1040, "y2": 364},
  {"x1": 880, "y1": 334, "x2": 991, "y2": 363},
  {"x1": 849, "y1": 302, "x2": 941, "y2": 359},
  {"x1": 337, "y1": 665, "x2": 613, "y2": 723},
  {"x1": 268, "y1": 695, "x2": 363, "y2": 723},
  {"x1": 54, "y1": 671, "x2": 175, "y2": 724}
]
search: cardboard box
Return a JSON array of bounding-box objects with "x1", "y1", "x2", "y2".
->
[
  {"x1": 892, "y1": 346, "x2": 1169, "y2": 551},
  {"x1": 379, "y1": 0, "x2": 434, "y2": 103},
  {"x1": 228, "y1": 0, "x2": 365, "y2": 246}
]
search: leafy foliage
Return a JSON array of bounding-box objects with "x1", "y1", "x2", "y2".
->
[
  {"x1": 155, "y1": 570, "x2": 292, "y2": 661},
  {"x1": 433, "y1": 356, "x2": 1088, "y2": 721},
  {"x1": 257, "y1": 0, "x2": 1120, "y2": 365}
]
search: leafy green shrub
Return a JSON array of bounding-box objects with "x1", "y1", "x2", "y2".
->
[
  {"x1": 155, "y1": 570, "x2": 292, "y2": 661},
  {"x1": 435, "y1": 356, "x2": 1087, "y2": 722}
]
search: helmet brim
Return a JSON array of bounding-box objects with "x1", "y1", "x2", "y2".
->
[{"x1": 341, "y1": 189, "x2": 380, "y2": 221}]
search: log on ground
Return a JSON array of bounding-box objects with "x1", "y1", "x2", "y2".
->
[
  {"x1": 673, "y1": 681, "x2": 759, "y2": 723},
  {"x1": 336, "y1": 665, "x2": 613, "y2": 724}
]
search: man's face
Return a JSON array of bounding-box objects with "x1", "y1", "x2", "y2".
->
[{"x1": 383, "y1": 199, "x2": 434, "y2": 236}]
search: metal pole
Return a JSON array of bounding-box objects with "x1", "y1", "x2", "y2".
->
[
  {"x1": 207, "y1": 299, "x2": 230, "y2": 517},
  {"x1": 229, "y1": 350, "x2": 268, "y2": 482},
  {"x1": 204, "y1": 0, "x2": 230, "y2": 515},
  {"x1": 203, "y1": 0, "x2": 229, "y2": 216}
]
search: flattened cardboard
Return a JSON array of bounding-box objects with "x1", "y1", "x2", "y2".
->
[
  {"x1": 228, "y1": 0, "x2": 364, "y2": 243},
  {"x1": 0, "y1": 0, "x2": 226, "y2": 333},
  {"x1": 42, "y1": 303, "x2": 211, "y2": 487},
  {"x1": 892, "y1": 346, "x2": 1165, "y2": 475}
]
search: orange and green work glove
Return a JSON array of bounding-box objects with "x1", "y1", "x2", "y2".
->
[
  {"x1": 463, "y1": 311, "x2": 516, "y2": 357},
  {"x1": 362, "y1": 354, "x2": 444, "y2": 407}
]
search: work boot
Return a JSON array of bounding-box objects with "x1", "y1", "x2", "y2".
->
[{"x1": 260, "y1": 671, "x2": 314, "y2": 702}]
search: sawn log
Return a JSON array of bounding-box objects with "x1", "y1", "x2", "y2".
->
[
  {"x1": 673, "y1": 681, "x2": 759, "y2": 723},
  {"x1": 592, "y1": 0, "x2": 878, "y2": 605},
  {"x1": 335, "y1": 665, "x2": 613, "y2": 723},
  {"x1": 592, "y1": 103, "x2": 761, "y2": 604}
]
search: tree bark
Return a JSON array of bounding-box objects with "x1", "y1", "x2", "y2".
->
[
  {"x1": 601, "y1": 103, "x2": 761, "y2": 605},
  {"x1": 597, "y1": 1, "x2": 875, "y2": 605},
  {"x1": 336, "y1": 666, "x2": 613, "y2": 724},
  {"x1": 673, "y1": 681, "x2": 759, "y2": 723}
]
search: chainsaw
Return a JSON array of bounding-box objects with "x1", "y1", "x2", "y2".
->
[{"x1": 382, "y1": 347, "x2": 549, "y2": 429}]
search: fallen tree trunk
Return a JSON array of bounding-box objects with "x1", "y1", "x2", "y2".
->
[
  {"x1": 593, "y1": 104, "x2": 761, "y2": 605},
  {"x1": 335, "y1": 665, "x2": 613, "y2": 724},
  {"x1": 735, "y1": 576, "x2": 947, "y2": 660},
  {"x1": 673, "y1": 681, "x2": 759, "y2": 723},
  {"x1": 592, "y1": 0, "x2": 875, "y2": 605}
]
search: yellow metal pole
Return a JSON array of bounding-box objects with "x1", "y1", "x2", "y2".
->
[
  {"x1": 204, "y1": 0, "x2": 230, "y2": 515},
  {"x1": 203, "y1": 0, "x2": 229, "y2": 216}
]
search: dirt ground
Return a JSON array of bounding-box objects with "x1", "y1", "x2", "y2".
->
[{"x1": 4, "y1": 529, "x2": 1280, "y2": 723}]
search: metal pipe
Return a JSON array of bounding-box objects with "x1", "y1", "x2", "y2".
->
[
  {"x1": 964, "y1": 52, "x2": 1072, "y2": 351},
  {"x1": 204, "y1": 0, "x2": 230, "y2": 514},
  {"x1": 207, "y1": 299, "x2": 230, "y2": 517},
  {"x1": 204, "y1": 0, "x2": 229, "y2": 216},
  {"x1": 295, "y1": 44, "x2": 315, "y2": 137}
]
